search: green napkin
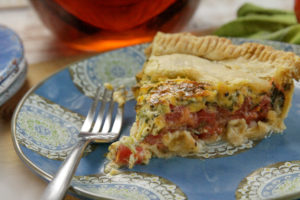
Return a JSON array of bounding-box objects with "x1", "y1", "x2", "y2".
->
[{"x1": 214, "y1": 3, "x2": 300, "y2": 44}]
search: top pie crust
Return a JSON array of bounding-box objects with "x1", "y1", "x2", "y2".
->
[{"x1": 139, "y1": 32, "x2": 300, "y2": 88}]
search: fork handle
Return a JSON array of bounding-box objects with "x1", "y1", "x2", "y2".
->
[{"x1": 40, "y1": 139, "x2": 90, "y2": 200}]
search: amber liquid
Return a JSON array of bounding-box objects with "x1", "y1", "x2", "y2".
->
[{"x1": 30, "y1": 0, "x2": 198, "y2": 51}]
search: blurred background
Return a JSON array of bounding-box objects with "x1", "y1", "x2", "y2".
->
[{"x1": 0, "y1": 0, "x2": 294, "y2": 64}]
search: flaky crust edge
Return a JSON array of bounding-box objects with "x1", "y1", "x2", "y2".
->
[{"x1": 143, "y1": 32, "x2": 300, "y2": 81}]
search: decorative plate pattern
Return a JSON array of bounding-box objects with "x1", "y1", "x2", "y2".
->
[
  {"x1": 69, "y1": 44, "x2": 148, "y2": 100},
  {"x1": 73, "y1": 172, "x2": 186, "y2": 200},
  {"x1": 11, "y1": 39, "x2": 300, "y2": 200},
  {"x1": 236, "y1": 161, "x2": 300, "y2": 200},
  {"x1": 16, "y1": 94, "x2": 93, "y2": 160}
]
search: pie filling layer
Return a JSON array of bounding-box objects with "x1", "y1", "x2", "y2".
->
[{"x1": 107, "y1": 78, "x2": 292, "y2": 169}]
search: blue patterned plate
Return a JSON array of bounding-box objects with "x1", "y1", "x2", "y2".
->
[
  {"x1": 12, "y1": 39, "x2": 300, "y2": 200},
  {"x1": 236, "y1": 161, "x2": 300, "y2": 200}
]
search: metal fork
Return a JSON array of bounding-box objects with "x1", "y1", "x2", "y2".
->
[{"x1": 40, "y1": 85, "x2": 124, "y2": 200}]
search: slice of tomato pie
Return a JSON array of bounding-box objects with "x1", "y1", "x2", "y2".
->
[{"x1": 106, "y1": 32, "x2": 300, "y2": 171}]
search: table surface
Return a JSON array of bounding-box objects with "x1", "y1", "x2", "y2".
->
[{"x1": 0, "y1": 0, "x2": 294, "y2": 199}]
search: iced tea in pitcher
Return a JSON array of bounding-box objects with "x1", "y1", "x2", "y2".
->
[{"x1": 30, "y1": 0, "x2": 199, "y2": 51}]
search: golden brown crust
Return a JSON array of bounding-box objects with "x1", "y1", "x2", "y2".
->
[{"x1": 144, "y1": 32, "x2": 300, "y2": 81}]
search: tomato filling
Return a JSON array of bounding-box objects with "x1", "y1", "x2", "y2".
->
[
  {"x1": 115, "y1": 144, "x2": 145, "y2": 165},
  {"x1": 164, "y1": 96, "x2": 271, "y2": 139},
  {"x1": 115, "y1": 95, "x2": 271, "y2": 166}
]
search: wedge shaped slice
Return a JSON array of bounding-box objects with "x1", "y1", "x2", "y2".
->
[{"x1": 106, "y1": 32, "x2": 300, "y2": 171}]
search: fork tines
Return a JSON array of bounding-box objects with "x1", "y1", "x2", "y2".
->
[{"x1": 79, "y1": 85, "x2": 123, "y2": 139}]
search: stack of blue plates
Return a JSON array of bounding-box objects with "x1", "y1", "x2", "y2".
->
[{"x1": 0, "y1": 25, "x2": 27, "y2": 106}]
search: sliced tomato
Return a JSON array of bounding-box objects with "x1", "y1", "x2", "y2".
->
[
  {"x1": 143, "y1": 134, "x2": 167, "y2": 151},
  {"x1": 196, "y1": 110, "x2": 217, "y2": 125},
  {"x1": 163, "y1": 95, "x2": 271, "y2": 140},
  {"x1": 143, "y1": 134, "x2": 162, "y2": 145},
  {"x1": 115, "y1": 144, "x2": 132, "y2": 165},
  {"x1": 115, "y1": 144, "x2": 146, "y2": 165},
  {"x1": 231, "y1": 96, "x2": 271, "y2": 124}
]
